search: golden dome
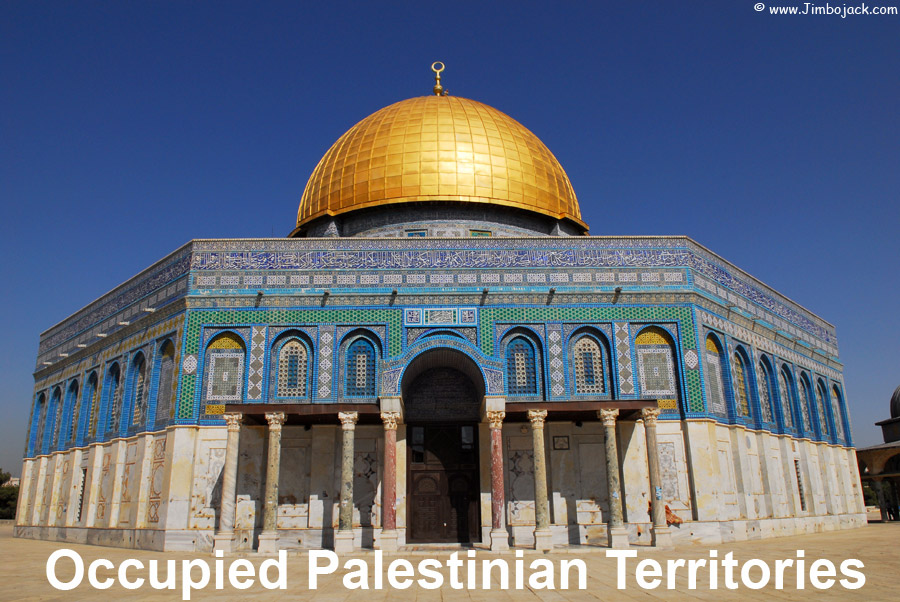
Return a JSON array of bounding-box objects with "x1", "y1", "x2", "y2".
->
[{"x1": 296, "y1": 94, "x2": 585, "y2": 231}]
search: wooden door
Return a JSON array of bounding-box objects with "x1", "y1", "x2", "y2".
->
[{"x1": 407, "y1": 424, "x2": 480, "y2": 543}]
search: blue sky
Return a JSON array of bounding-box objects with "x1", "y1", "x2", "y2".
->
[{"x1": 1, "y1": 1, "x2": 897, "y2": 475}]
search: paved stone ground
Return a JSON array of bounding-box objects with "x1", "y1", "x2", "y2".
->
[{"x1": 1, "y1": 523, "x2": 898, "y2": 601}]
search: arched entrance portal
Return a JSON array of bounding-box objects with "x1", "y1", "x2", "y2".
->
[{"x1": 402, "y1": 347, "x2": 484, "y2": 544}]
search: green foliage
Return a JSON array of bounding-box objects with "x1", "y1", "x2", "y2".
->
[{"x1": 0, "y1": 468, "x2": 17, "y2": 520}]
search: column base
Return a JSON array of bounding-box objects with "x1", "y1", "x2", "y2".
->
[
  {"x1": 379, "y1": 529, "x2": 399, "y2": 552},
  {"x1": 213, "y1": 532, "x2": 237, "y2": 554},
  {"x1": 257, "y1": 531, "x2": 279, "y2": 554},
  {"x1": 533, "y1": 527, "x2": 553, "y2": 552},
  {"x1": 489, "y1": 528, "x2": 509, "y2": 552},
  {"x1": 334, "y1": 529, "x2": 355, "y2": 554},
  {"x1": 651, "y1": 525, "x2": 674, "y2": 549},
  {"x1": 607, "y1": 526, "x2": 629, "y2": 549}
]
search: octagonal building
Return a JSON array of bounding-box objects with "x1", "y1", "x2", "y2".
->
[{"x1": 15, "y1": 70, "x2": 865, "y2": 553}]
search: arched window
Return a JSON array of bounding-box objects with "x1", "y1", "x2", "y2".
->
[
  {"x1": 506, "y1": 336, "x2": 539, "y2": 396},
  {"x1": 206, "y1": 333, "x2": 246, "y2": 402},
  {"x1": 49, "y1": 387, "x2": 63, "y2": 452},
  {"x1": 85, "y1": 372, "x2": 101, "y2": 439},
  {"x1": 346, "y1": 338, "x2": 376, "y2": 397},
  {"x1": 65, "y1": 380, "x2": 80, "y2": 445},
  {"x1": 573, "y1": 336, "x2": 605, "y2": 395},
  {"x1": 732, "y1": 352, "x2": 752, "y2": 419},
  {"x1": 815, "y1": 380, "x2": 830, "y2": 438},
  {"x1": 797, "y1": 374, "x2": 813, "y2": 434},
  {"x1": 277, "y1": 339, "x2": 309, "y2": 398},
  {"x1": 106, "y1": 363, "x2": 123, "y2": 435},
  {"x1": 33, "y1": 393, "x2": 47, "y2": 455},
  {"x1": 155, "y1": 341, "x2": 176, "y2": 423},
  {"x1": 704, "y1": 335, "x2": 728, "y2": 416},
  {"x1": 777, "y1": 368, "x2": 795, "y2": 430},
  {"x1": 131, "y1": 353, "x2": 148, "y2": 426},
  {"x1": 756, "y1": 360, "x2": 775, "y2": 424},
  {"x1": 635, "y1": 327, "x2": 678, "y2": 407},
  {"x1": 831, "y1": 385, "x2": 846, "y2": 441}
]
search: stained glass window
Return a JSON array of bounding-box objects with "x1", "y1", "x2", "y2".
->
[
  {"x1": 278, "y1": 340, "x2": 308, "y2": 397},
  {"x1": 346, "y1": 339, "x2": 376, "y2": 397},
  {"x1": 107, "y1": 364, "x2": 122, "y2": 434},
  {"x1": 574, "y1": 336, "x2": 605, "y2": 394},
  {"x1": 757, "y1": 361, "x2": 774, "y2": 423},
  {"x1": 131, "y1": 354, "x2": 147, "y2": 426},
  {"x1": 778, "y1": 369, "x2": 795, "y2": 429},
  {"x1": 34, "y1": 393, "x2": 47, "y2": 454},
  {"x1": 86, "y1": 372, "x2": 100, "y2": 438},
  {"x1": 506, "y1": 337, "x2": 538, "y2": 396},
  {"x1": 66, "y1": 381, "x2": 80, "y2": 445},
  {"x1": 50, "y1": 388, "x2": 63, "y2": 450},
  {"x1": 831, "y1": 385, "x2": 845, "y2": 440},
  {"x1": 815, "y1": 381, "x2": 830, "y2": 437},
  {"x1": 155, "y1": 342, "x2": 175, "y2": 423},
  {"x1": 705, "y1": 336, "x2": 727, "y2": 415},
  {"x1": 732, "y1": 353, "x2": 751, "y2": 418},
  {"x1": 797, "y1": 376, "x2": 813, "y2": 433}
]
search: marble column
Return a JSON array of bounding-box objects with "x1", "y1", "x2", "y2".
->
[
  {"x1": 528, "y1": 409, "x2": 552, "y2": 551},
  {"x1": 380, "y1": 411, "x2": 400, "y2": 551},
  {"x1": 257, "y1": 412, "x2": 285, "y2": 554},
  {"x1": 334, "y1": 411, "x2": 358, "y2": 553},
  {"x1": 599, "y1": 408, "x2": 629, "y2": 548},
  {"x1": 487, "y1": 409, "x2": 509, "y2": 552},
  {"x1": 641, "y1": 407, "x2": 673, "y2": 548},
  {"x1": 213, "y1": 413, "x2": 243, "y2": 553}
]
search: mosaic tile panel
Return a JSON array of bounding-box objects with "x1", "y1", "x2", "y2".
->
[
  {"x1": 246, "y1": 326, "x2": 266, "y2": 400},
  {"x1": 318, "y1": 327, "x2": 334, "y2": 399},
  {"x1": 546, "y1": 324, "x2": 565, "y2": 397},
  {"x1": 614, "y1": 322, "x2": 635, "y2": 395}
]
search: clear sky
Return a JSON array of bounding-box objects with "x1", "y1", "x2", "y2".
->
[{"x1": 1, "y1": 1, "x2": 897, "y2": 475}]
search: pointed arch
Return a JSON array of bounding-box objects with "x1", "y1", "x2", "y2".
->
[
  {"x1": 154, "y1": 340, "x2": 177, "y2": 423},
  {"x1": 777, "y1": 365, "x2": 796, "y2": 431},
  {"x1": 273, "y1": 332, "x2": 312, "y2": 399},
  {"x1": 129, "y1": 351, "x2": 149, "y2": 427},
  {"x1": 84, "y1": 371, "x2": 101, "y2": 441},
  {"x1": 831, "y1": 384, "x2": 847, "y2": 443},
  {"x1": 571, "y1": 331, "x2": 611, "y2": 396},
  {"x1": 756, "y1": 357, "x2": 776, "y2": 425},
  {"x1": 731, "y1": 347, "x2": 752, "y2": 420},
  {"x1": 815, "y1": 378, "x2": 831, "y2": 439},
  {"x1": 31, "y1": 392, "x2": 47, "y2": 456},
  {"x1": 46, "y1": 386, "x2": 63, "y2": 453},
  {"x1": 504, "y1": 333, "x2": 541, "y2": 397},
  {"x1": 64, "y1": 379, "x2": 80, "y2": 446},
  {"x1": 104, "y1": 362, "x2": 123, "y2": 437},
  {"x1": 345, "y1": 337, "x2": 377, "y2": 398},
  {"x1": 704, "y1": 333, "x2": 728, "y2": 416},
  {"x1": 796, "y1": 372, "x2": 814, "y2": 435}
]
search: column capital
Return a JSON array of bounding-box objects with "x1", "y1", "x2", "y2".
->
[
  {"x1": 487, "y1": 410, "x2": 506, "y2": 430},
  {"x1": 264, "y1": 412, "x2": 286, "y2": 430},
  {"x1": 224, "y1": 413, "x2": 243, "y2": 431},
  {"x1": 527, "y1": 409, "x2": 547, "y2": 428},
  {"x1": 380, "y1": 411, "x2": 401, "y2": 430},
  {"x1": 339, "y1": 411, "x2": 359, "y2": 430},
  {"x1": 641, "y1": 407, "x2": 661, "y2": 425},
  {"x1": 598, "y1": 408, "x2": 619, "y2": 426}
]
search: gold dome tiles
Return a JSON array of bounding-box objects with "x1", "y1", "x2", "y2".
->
[{"x1": 296, "y1": 95, "x2": 584, "y2": 230}]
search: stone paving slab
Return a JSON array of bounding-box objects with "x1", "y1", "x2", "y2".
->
[{"x1": 1, "y1": 523, "x2": 898, "y2": 601}]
